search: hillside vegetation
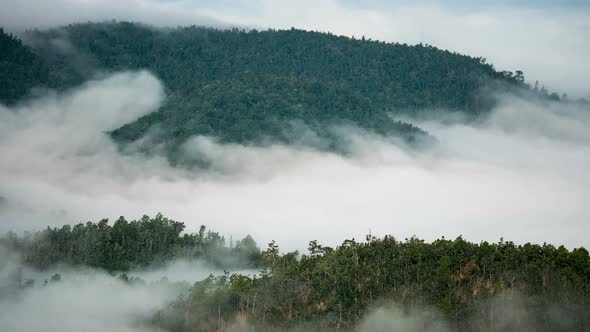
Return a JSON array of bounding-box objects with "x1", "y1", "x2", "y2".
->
[
  {"x1": 2, "y1": 22, "x2": 539, "y2": 153},
  {"x1": 3, "y1": 216, "x2": 589, "y2": 331}
]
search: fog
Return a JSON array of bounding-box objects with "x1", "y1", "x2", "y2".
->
[
  {"x1": 356, "y1": 295, "x2": 586, "y2": 332},
  {"x1": 0, "y1": 246, "x2": 215, "y2": 332},
  {"x1": 357, "y1": 304, "x2": 450, "y2": 331},
  {"x1": 0, "y1": 71, "x2": 589, "y2": 252},
  {"x1": 0, "y1": 0, "x2": 230, "y2": 31},
  {"x1": 128, "y1": 259, "x2": 256, "y2": 283}
]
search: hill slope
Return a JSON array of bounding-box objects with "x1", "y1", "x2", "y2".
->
[
  {"x1": 0, "y1": 28, "x2": 48, "y2": 104},
  {"x1": 5, "y1": 22, "x2": 531, "y2": 152}
]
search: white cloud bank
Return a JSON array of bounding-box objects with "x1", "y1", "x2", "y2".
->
[
  {"x1": 0, "y1": 246, "x2": 186, "y2": 332},
  {"x1": 0, "y1": 0, "x2": 228, "y2": 31},
  {"x1": 0, "y1": 71, "x2": 589, "y2": 252}
]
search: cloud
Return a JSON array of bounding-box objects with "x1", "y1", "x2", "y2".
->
[
  {"x1": 128, "y1": 259, "x2": 257, "y2": 283},
  {"x1": 0, "y1": 70, "x2": 589, "y2": 252},
  {"x1": 0, "y1": 0, "x2": 229, "y2": 31},
  {"x1": 0, "y1": 277, "x2": 172, "y2": 332},
  {"x1": 357, "y1": 303, "x2": 449, "y2": 332},
  {"x1": 0, "y1": 240, "x2": 260, "y2": 332},
  {"x1": 0, "y1": 246, "x2": 206, "y2": 332},
  {"x1": 356, "y1": 292, "x2": 589, "y2": 332}
]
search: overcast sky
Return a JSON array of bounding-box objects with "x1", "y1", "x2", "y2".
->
[{"x1": 0, "y1": 0, "x2": 589, "y2": 98}]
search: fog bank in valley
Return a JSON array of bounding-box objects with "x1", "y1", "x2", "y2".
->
[
  {"x1": 0, "y1": 246, "x2": 206, "y2": 332},
  {"x1": 0, "y1": 71, "x2": 588, "y2": 251}
]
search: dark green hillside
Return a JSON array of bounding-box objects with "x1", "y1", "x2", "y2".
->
[
  {"x1": 0, "y1": 28, "x2": 48, "y2": 104},
  {"x1": 10, "y1": 22, "x2": 532, "y2": 149},
  {"x1": 1, "y1": 213, "x2": 261, "y2": 271},
  {"x1": 3, "y1": 216, "x2": 589, "y2": 331},
  {"x1": 154, "y1": 235, "x2": 590, "y2": 331},
  {"x1": 111, "y1": 76, "x2": 427, "y2": 153}
]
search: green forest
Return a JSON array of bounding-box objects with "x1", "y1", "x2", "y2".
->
[
  {"x1": 0, "y1": 27, "x2": 48, "y2": 104},
  {"x1": 2, "y1": 215, "x2": 589, "y2": 331},
  {"x1": 0, "y1": 22, "x2": 572, "y2": 159},
  {"x1": 1, "y1": 214, "x2": 261, "y2": 272}
]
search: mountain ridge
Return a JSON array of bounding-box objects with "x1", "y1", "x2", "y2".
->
[{"x1": 0, "y1": 22, "x2": 567, "y2": 157}]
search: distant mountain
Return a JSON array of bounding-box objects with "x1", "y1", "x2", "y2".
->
[{"x1": 2, "y1": 22, "x2": 537, "y2": 154}]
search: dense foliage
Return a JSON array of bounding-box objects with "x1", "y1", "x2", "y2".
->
[
  {"x1": 1, "y1": 213, "x2": 261, "y2": 271},
  {"x1": 154, "y1": 236, "x2": 590, "y2": 331},
  {"x1": 3, "y1": 216, "x2": 589, "y2": 331},
  {"x1": 0, "y1": 28, "x2": 48, "y2": 104},
  {"x1": 112, "y1": 76, "x2": 428, "y2": 159},
  {"x1": 2, "y1": 22, "x2": 545, "y2": 152},
  {"x1": 2, "y1": 22, "x2": 578, "y2": 158}
]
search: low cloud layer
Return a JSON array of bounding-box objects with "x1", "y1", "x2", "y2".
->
[
  {"x1": 357, "y1": 294, "x2": 585, "y2": 332},
  {"x1": 0, "y1": 246, "x2": 190, "y2": 332},
  {"x1": 0, "y1": 0, "x2": 229, "y2": 31},
  {"x1": 128, "y1": 259, "x2": 257, "y2": 283},
  {"x1": 357, "y1": 304, "x2": 449, "y2": 331},
  {"x1": 0, "y1": 71, "x2": 589, "y2": 251}
]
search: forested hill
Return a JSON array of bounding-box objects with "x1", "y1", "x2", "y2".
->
[
  {"x1": 2, "y1": 22, "x2": 535, "y2": 152},
  {"x1": 0, "y1": 28, "x2": 48, "y2": 104},
  {"x1": 2, "y1": 216, "x2": 589, "y2": 330}
]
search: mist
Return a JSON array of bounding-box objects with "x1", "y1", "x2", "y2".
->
[
  {"x1": 0, "y1": 245, "x2": 233, "y2": 332},
  {"x1": 356, "y1": 295, "x2": 588, "y2": 332},
  {"x1": 128, "y1": 259, "x2": 257, "y2": 283},
  {"x1": 0, "y1": 0, "x2": 230, "y2": 31},
  {"x1": 0, "y1": 70, "x2": 589, "y2": 252}
]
